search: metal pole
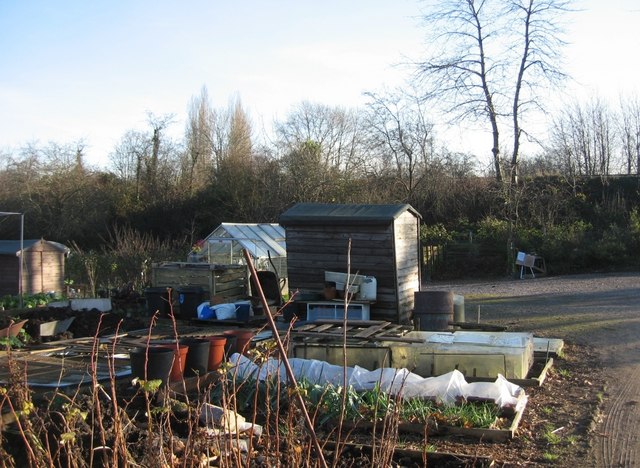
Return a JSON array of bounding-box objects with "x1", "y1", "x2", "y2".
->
[{"x1": 19, "y1": 213, "x2": 24, "y2": 308}]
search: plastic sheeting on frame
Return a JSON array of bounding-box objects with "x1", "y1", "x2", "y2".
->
[{"x1": 228, "y1": 353, "x2": 527, "y2": 412}]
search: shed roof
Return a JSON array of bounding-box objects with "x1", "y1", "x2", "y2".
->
[
  {"x1": 204, "y1": 223, "x2": 286, "y2": 259},
  {"x1": 0, "y1": 239, "x2": 70, "y2": 256},
  {"x1": 279, "y1": 203, "x2": 421, "y2": 226}
]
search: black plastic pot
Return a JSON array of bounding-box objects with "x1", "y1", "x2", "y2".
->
[
  {"x1": 129, "y1": 347, "x2": 174, "y2": 386},
  {"x1": 144, "y1": 287, "x2": 172, "y2": 317},
  {"x1": 179, "y1": 338, "x2": 211, "y2": 377}
]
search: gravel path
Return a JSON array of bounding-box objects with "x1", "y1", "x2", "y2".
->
[{"x1": 423, "y1": 271, "x2": 640, "y2": 467}]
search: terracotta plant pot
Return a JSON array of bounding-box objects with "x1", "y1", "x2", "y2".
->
[
  {"x1": 223, "y1": 329, "x2": 254, "y2": 357},
  {"x1": 206, "y1": 335, "x2": 227, "y2": 371},
  {"x1": 0, "y1": 319, "x2": 28, "y2": 338},
  {"x1": 323, "y1": 281, "x2": 337, "y2": 300},
  {"x1": 155, "y1": 343, "x2": 189, "y2": 382}
]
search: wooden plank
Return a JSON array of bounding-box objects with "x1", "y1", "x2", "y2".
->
[
  {"x1": 310, "y1": 319, "x2": 388, "y2": 326},
  {"x1": 310, "y1": 323, "x2": 339, "y2": 333},
  {"x1": 291, "y1": 330, "x2": 424, "y2": 344},
  {"x1": 353, "y1": 322, "x2": 392, "y2": 338},
  {"x1": 466, "y1": 356, "x2": 553, "y2": 387},
  {"x1": 321, "y1": 441, "x2": 493, "y2": 466},
  {"x1": 377, "y1": 324, "x2": 408, "y2": 335}
]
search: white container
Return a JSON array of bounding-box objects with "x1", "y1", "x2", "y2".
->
[{"x1": 358, "y1": 276, "x2": 377, "y2": 301}]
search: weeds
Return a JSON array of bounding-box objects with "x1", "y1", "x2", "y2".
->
[
  {"x1": 540, "y1": 405, "x2": 554, "y2": 416},
  {"x1": 542, "y1": 424, "x2": 563, "y2": 445}
]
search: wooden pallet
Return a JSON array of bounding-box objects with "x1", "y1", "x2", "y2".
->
[{"x1": 290, "y1": 320, "x2": 419, "y2": 344}]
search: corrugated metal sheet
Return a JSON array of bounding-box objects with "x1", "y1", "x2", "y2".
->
[
  {"x1": 204, "y1": 223, "x2": 286, "y2": 259},
  {"x1": 279, "y1": 203, "x2": 421, "y2": 226}
]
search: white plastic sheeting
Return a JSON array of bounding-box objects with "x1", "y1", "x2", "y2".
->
[{"x1": 228, "y1": 354, "x2": 527, "y2": 411}]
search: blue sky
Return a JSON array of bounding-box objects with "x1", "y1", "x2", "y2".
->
[{"x1": 1, "y1": 1, "x2": 639, "y2": 168}]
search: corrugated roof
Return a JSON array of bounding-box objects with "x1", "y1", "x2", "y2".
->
[
  {"x1": 279, "y1": 203, "x2": 421, "y2": 226},
  {"x1": 0, "y1": 239, "x2": 70, "y2": 256},
  {"x1": 204, "y1": 223, "x2": 286, "y2": 259}
]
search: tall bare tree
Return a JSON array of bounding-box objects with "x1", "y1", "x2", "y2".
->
[
  {"x1": 619, "y1": 94, "x2": 640, "y2": 175},
  {"x1": 364, "y1": 90, "x2": 435, "y2": 201},
  {"x1": 550, "y1": 97, "x2": 618, "y2": 178},
  {"x1": 183, "y1": 86, "x2": 215, "y2": 194},
  {"x1": 416, "y1": 0, "x2": 570, "y2": 184}
]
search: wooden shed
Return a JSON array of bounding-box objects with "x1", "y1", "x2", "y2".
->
[
  {"x1": 279, "y1": 203, "x2": 422, "y2": 324},
  {"x1": 0, "y1": 239, "x2": 70, "y2": 296}
]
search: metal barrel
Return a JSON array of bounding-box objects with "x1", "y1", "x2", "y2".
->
[{"x1": 413, "y1": 291, "x2": 454, "y2": 331}]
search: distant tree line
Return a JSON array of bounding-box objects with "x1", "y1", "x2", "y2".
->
[{"x1": 1, "y1": 87, "x2": 639, "y2": 289}]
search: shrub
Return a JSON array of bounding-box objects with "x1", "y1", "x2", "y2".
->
[{"x1": 420, "y1": 223, "x2": 453, "y2": 244}]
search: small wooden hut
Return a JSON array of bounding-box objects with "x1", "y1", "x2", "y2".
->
[
  {"x1": 279, "y1": 203, "x2": 422, "y2": 324},
  {"x1": 0, "y1": 239, "x2": 70, "y2": 296}
]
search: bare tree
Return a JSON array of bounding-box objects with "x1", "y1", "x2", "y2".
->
[
  {"x1": 109, "y1": 130, "x2": 150, "y2": 185},
  {"x1": 273, "y1": 101, "x2": 367, "y2": 203},
  {"x1": 550, "y1": 97, "x2": 618, "y2": 178},
  {"x1": 619, "y1": 94, "x2": 640, "y2": 175},
  {"x1": 364, "y1": 90, "x2": 435, "y2": 201},
  {"x1": 508, "y1": 0, "x2": 569, "y2": 183},
  {"x1": 146, "y1": 112, "x2": 175, "y2": 194},
  {"x1": 108, "y1": 114, "x2": 179, "y2": 203},
  {"x1": 226, "y1": 98, "x2": 253, "y2": 167},
  {"x1": 275, "y1": 101, "x2": 364, "y2": 174},
  {"x1": 416, "y1": 0, "x2": 570, "y2": 184},
  {"x1": 212, "y1": 98, "x2": 264, "y2": 220},
  {"x1": 183, "y1": 86, "x2": 215, "y2": 194}
]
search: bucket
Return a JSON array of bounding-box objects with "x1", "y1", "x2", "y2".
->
[
  {"x1": 453, "y1": 294, "x2": 465, "y2": 323},
  {"x1": 235, "y1": 302, "x2": 251, "y2": 322},
  {"x1": 206, "y1": 335, "x2": 227, "y2": 371},
  {"x1": 359, "y1": 276, "x2": 377, "y2": 301},
  {"x1": 180, "y1": 338, "x2": 211, "y2": 377},
  {"x1": 413, "y1": 291, "x2": 454, "y2": 331},
  {"x1": 129, "y1": 347, "x2": 175, "y2": 387}
]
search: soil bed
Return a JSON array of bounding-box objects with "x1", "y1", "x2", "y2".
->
[{"x1": 1, "y1": 272, "x2": 637, "y2": 466}]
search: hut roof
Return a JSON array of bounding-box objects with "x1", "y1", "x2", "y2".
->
[
  {"x1": 279, "y1": 203, "x2": 421, "y2": 226},
  {"x1": 0, "y1": 239, "x2": 70, "y2": 256}
]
